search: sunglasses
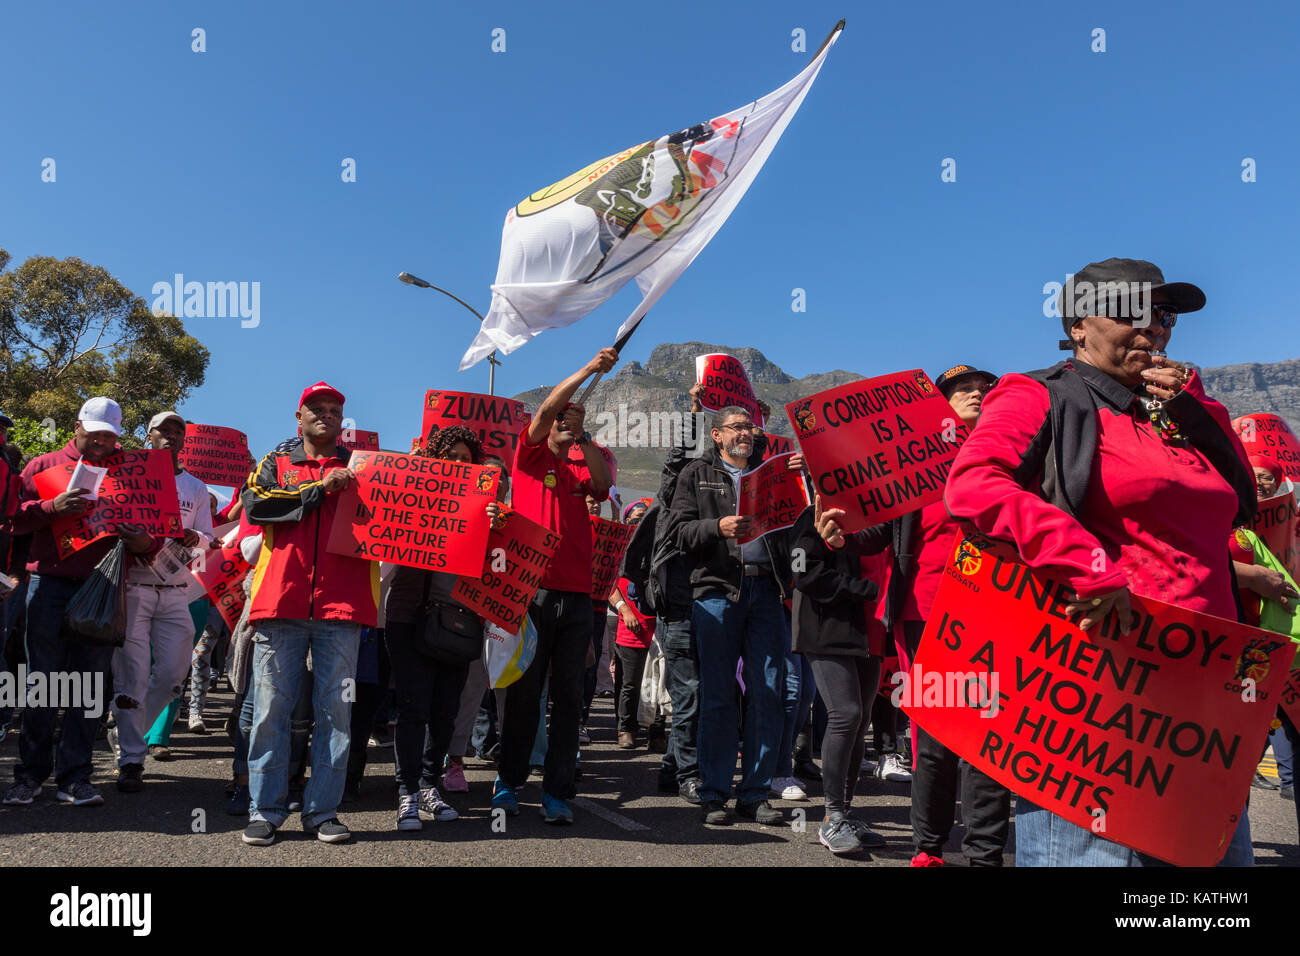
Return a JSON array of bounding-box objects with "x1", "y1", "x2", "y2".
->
[{"x1": 1111, "y1": 306, "x2": 1178, "y2": 330}]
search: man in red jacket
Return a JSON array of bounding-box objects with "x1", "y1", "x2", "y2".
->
[
  {"x1": 3, "y1": 397, "x2": 155, "y2": 808},
  {"x1": 238, "y1": 382, "x2": 379, "y2": 846}
]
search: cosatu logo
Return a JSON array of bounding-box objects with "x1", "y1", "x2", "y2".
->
[
  {"x1": 476, "y1": 471, "x2": 495, "y2": 493},
  {"x1": 1233, "y1": 528, "x2": 1252, "y2": 551},
  {"x1": 1234, "y1": 637, "x2": 1273, "y2": 684},
  {"x1": 426, "y1": 392, "x2": 442, "y2": 412},
  {"x1": 953, "y1": 537, "x2": 983, "y2": 576},
  {"x1": 352, "y1": 454, "x2": 372, "y2": 475},
  {"x1": 543, "y1": 473, "x2": 557, "y2": 489},
  {"x1": 791, "y1": 400, "x2": 817, "y2": 435},
  {"x1": 915, "y1": 371, "x2": 935, "y2": 395}
]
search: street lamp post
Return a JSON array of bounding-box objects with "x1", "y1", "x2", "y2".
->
[{"x1": 398, "y1": 271, "x2": 501, "y2": 395}]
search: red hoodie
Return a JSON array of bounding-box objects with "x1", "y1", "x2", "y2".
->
[
  {"x1": 945, "y1": 366, "x2": 1248, "y2": 619},
  {"x1": 14, "y1": 440, "x2": 126, "y2": 578},
  {"x1": 241, "y1": 441, "x2": 379, "y2": 626}
]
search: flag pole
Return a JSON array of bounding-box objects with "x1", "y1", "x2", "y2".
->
[{"x1": 574, "y1": 317, "x2": 644, "y2": 405}]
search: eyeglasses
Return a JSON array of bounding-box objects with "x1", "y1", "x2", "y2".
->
[{"x1": 718, "y1": 423, "x2": 755, "y2": 434}]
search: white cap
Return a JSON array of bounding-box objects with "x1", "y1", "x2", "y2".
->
[
  {"x1": 148, "y1": 410, "x2": 185, "y2": 432},
  {"x1": 77, "y1": 397, "x2": 122, "y2": 436}
]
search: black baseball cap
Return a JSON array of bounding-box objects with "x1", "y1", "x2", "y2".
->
[
  {"x1": 934, "y1": 365, "x2": 997, "y2": 395},
  {"x1": 1057, "y1": 258, "x2": 1205, "y2": 338}
]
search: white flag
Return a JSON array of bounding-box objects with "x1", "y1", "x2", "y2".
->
[{"x1": 460, "y1": 22, "x2": 844, "y2": 370}]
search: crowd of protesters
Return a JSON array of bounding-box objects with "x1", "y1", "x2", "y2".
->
[{"x1": 1, "y1": 256, "x2": 1298, "y2": 865}]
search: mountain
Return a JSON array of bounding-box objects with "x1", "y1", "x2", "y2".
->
[{"x1": 514, "y1": 345, "x2": 1300, "y2": 498}]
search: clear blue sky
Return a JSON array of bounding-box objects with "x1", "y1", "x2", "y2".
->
[{"x1": 3, "y1": 0, "x2": 1297, "y2": 462}]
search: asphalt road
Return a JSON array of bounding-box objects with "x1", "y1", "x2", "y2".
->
[{"x1": 1, "y1": 692, "x2": 1296, "y2": 867}]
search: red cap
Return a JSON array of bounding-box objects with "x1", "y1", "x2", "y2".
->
[
  {"x1": 299, "y1": 381, "x2": 345, "y2": 409},
  {"x1": 1247, "y1": 454, "x2": 1283, "y2": 483}
]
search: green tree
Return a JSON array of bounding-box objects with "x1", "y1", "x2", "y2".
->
[
  {"x1": 0, "y1": 249, "x2": 209, "y2": 441},
  {"x1": 6, "y1": 415, "x2": 74, "y2": 461}
]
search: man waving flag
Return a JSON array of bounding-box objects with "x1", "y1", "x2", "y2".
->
[{"x1": 460, "y1": 21, "x2": 845, "y2": 370}]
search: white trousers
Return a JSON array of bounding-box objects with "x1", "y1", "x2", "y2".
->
[{"x1": 111, "y1": 584, "x2": 196, "y2": 765}]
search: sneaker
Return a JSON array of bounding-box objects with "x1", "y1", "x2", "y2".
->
[
  {"x1": 304, "y1": 818, "x2": 351, "y2": 843},
  {"x1": 287, "y1": 789, "x2": 304, "y2": 813},
  {"x1": 491, "y1": 777, "x2": 519, "y2": 816},
  {"x1": 910, "y1": 851, "x2": 945, "y2": 867},
  {"x1": 876, "y1": 753, "x2": 912, "y2": 782},
  {"x1": 3, "y1": 779, "x2": 40, "y2": 806},
  {"x1": 106, "y1": 725, "x2": 121, "y2": 762},
  {"x1": 187, "y1": 715, "x2": 207, "y2": 734},
  {"x1": 769, "y1": 776, "x2": 808, "y2": 801},
  {"x1": 242, "y1": 820, "x2": 276, "y2": 846},
  {"x1": 226, "y1": 784, "x2": 251, "y2": 816},
  {"x1": 56, "y1": 781, "x2": 104, "y2": 806},
  {"x1": 540, "y1": 792, "x2": 573, "y2": 824},
  {"x1": 702, "y1": 800, "x2": 731, "y2": 825},
  {"x1": 147, "y1": 745, "x2": 173, "y2": 762},
  {"x1": 529, "y1": 765, "x2": 544, "y2": 777},
  {"x1": 116, "y1": 763, "x2": 144, "y2": 793},
  {"x1": 418, "y1": 786, "x2": 459, "y2": 822},
  {"x1": 736, "y1": 799, "x2": 783, "y2": 826},
  {"x1": 819, "y1": 816, "x2": 863, "y2": 855},
  {"x1": 577, "y1": 725, "x2": 592, "y2": 745},
  {"x1": 679, "y1": 778, "x2": 703, "y2": 805},
  {"x1": 443, "y1": 761, "x2": 469, "y2": 793},
  {"x1": 843, "y1": 815, "x2": 887, "y2": 847},
  {"x1": 397, "y1": 794, "x2": 422, "y2": 831}
]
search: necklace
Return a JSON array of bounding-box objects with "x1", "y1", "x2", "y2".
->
[{"x1": 1137, "y1": 396, "x2": 1186, "y2": 441}]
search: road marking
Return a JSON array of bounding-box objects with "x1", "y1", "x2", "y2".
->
[{"x1": 570, "y1": 797, "x2": 650, "y2": 832}]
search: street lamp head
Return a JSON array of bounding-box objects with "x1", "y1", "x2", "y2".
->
[{"x1": 398, "y1": 271, "x2": 432, "y2": 288}]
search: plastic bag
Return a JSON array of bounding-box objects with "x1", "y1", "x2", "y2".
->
[
  {"x1": 66, "y1": 540, "x2": 128, "y2": 647},
  {"x1": 483, "y1": 614, "x2": 538, "y2": 689}
]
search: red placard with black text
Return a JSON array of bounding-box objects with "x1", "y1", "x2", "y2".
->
[
  {"x1": 348, "y1": 429, "x2": 381, "y2": 452},
  {"x1": 904, "y1": 535, "x2": 1293, "y2": 867},
  {"x1": 33, "y1": 449, "x2": 183, "y2": 558},
  {"x1": 452, "y1": 510, "x2": 561, "y2": 631},
  {"x1": 737, "y1": 453, "x2": 810, "y2": 543},
  {"x1": 590, "y1": 516, "x2": 635, "y2": 601},
  {"x1": 1254, "y1": 488, "x2": 1300, "y2": 584},
  {"x1": 695, "y1": 353, "x2": 764, "y2": 426},
  {"x1": 786, "y1": 370, "x2": 960, "y2": 533},
  {"x1": 179, "y1": 424, "x2": 251, "y2": 487},
  {"x1": 190, "y1": 546, "x2": 252, "y2": 631},
  {"x1": 422, "y1": 390, "x2": 531, "y2": 467},
  {"x1": 763, "y1": 433, "x2": 797, "y2": 458},
  {"x1": 1232, "y1": 413, "x2": 1300, "y2": 480},
  {"x1": 325, "y1": 450, "x2": 498, "y2": 575}
]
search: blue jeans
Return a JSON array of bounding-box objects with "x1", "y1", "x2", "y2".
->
[
  {"x1": 16, "y1": 574, "x2": 113, "y2": 789},
  {"x1": 247, "y1": 618, "x2": 361, "y2": 828},
  {"x1": 658, "y1": 615, "x2": 700, "y2": 783},
  {"x1": 231, "y1": 691, "x2": 255, "y2": 777},
  {"x1": 777, "y1": 614, "x2": 815, "y2": 778},
  {"x1": 1015, "y1": 796, "x2": 1253, "y2": 867},
  {"x1": 692, "y1": 576, "x2": 787, "y2": 806}
]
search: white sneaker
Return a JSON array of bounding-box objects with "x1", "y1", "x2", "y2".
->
[
  {"x1": 769, "y1": 776, "x2": 808, "y2": 801},
  {"x1": 876, "y1": 753, "x2": 913, "y2": 782},
  {"x1": 188, "y1": 715, "x2": 207, "y2": 734}
]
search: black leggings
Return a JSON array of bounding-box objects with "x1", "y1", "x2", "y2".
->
[
  {"x1": 806, "y1": 654, "x2": 881, "y2": 815},
  {"x1": 614, "y1": 644, "x2": 649, "y2": 732}
]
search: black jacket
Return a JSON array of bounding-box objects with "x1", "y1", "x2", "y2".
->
[
  {"x1": 790, "y1": 507, "x2": 880, "y2": 656},
  {"x1": 664, "y1": 442, "x2": 792, "y2": 602}
]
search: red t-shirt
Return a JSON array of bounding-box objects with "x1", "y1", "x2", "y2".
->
[
  {"x1": 1228, "y1": 528, "x2": 1260, "y2": 626},
  {"x1": 613, "y1": 576, "x2": 655, "y2": 648},
  {"x1": 512, "y1": 425, "x2": 607, "y2": 594}
]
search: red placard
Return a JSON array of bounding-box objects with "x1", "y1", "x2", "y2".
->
[
  {"x1": 347, "y1": 429, "x2": 381, "y2": 452},
  {"x1": 590, "y1": 515, "x2": 636, "y2": 601},
  {"x1": 904, "y1": 535, "x2": 1293, "y2": 867},
  {"x1": 1282, "y1": 670, "x2": 1300, "y2": 737},
  {"x1": 1232, "y1": 413, "x2": 1300, "y2": 480},
  {"x1": 763, "y1": 433, "x2": 797, "y2": 458},
  {"x1": 422, "y1": 390, "x2": 531, "y2": 467},
  {"x1": 190, "y1": 546, "x2": 252, "y2": 630},
  {"x1": 325, "y1": 450, "x2": 498, "y2": 576},
  {"x1": 33, "y1": 449, "x2": 183, "y2": 558},
  {"x1": 1254, "y1": 488, "x2": 1300, "y2": 584},
  {"x1": 179, "y1": 424, "x2": 251, "y2": 487},
  {"x1": 785, "y1": 370, "x2": 960, "y2": 533},
  {"x1": 568, "y1": 441, "x2": 618, "y2": 484},
  {"x1": 452, "y1": 509, "x2": 561, "y2": 631},
  {"x1": 695, "y1": 353, "x2": 764, "y2": 426},
  {"x1": 737, "y1": 453, "x2": 810, "y2": 543}
]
